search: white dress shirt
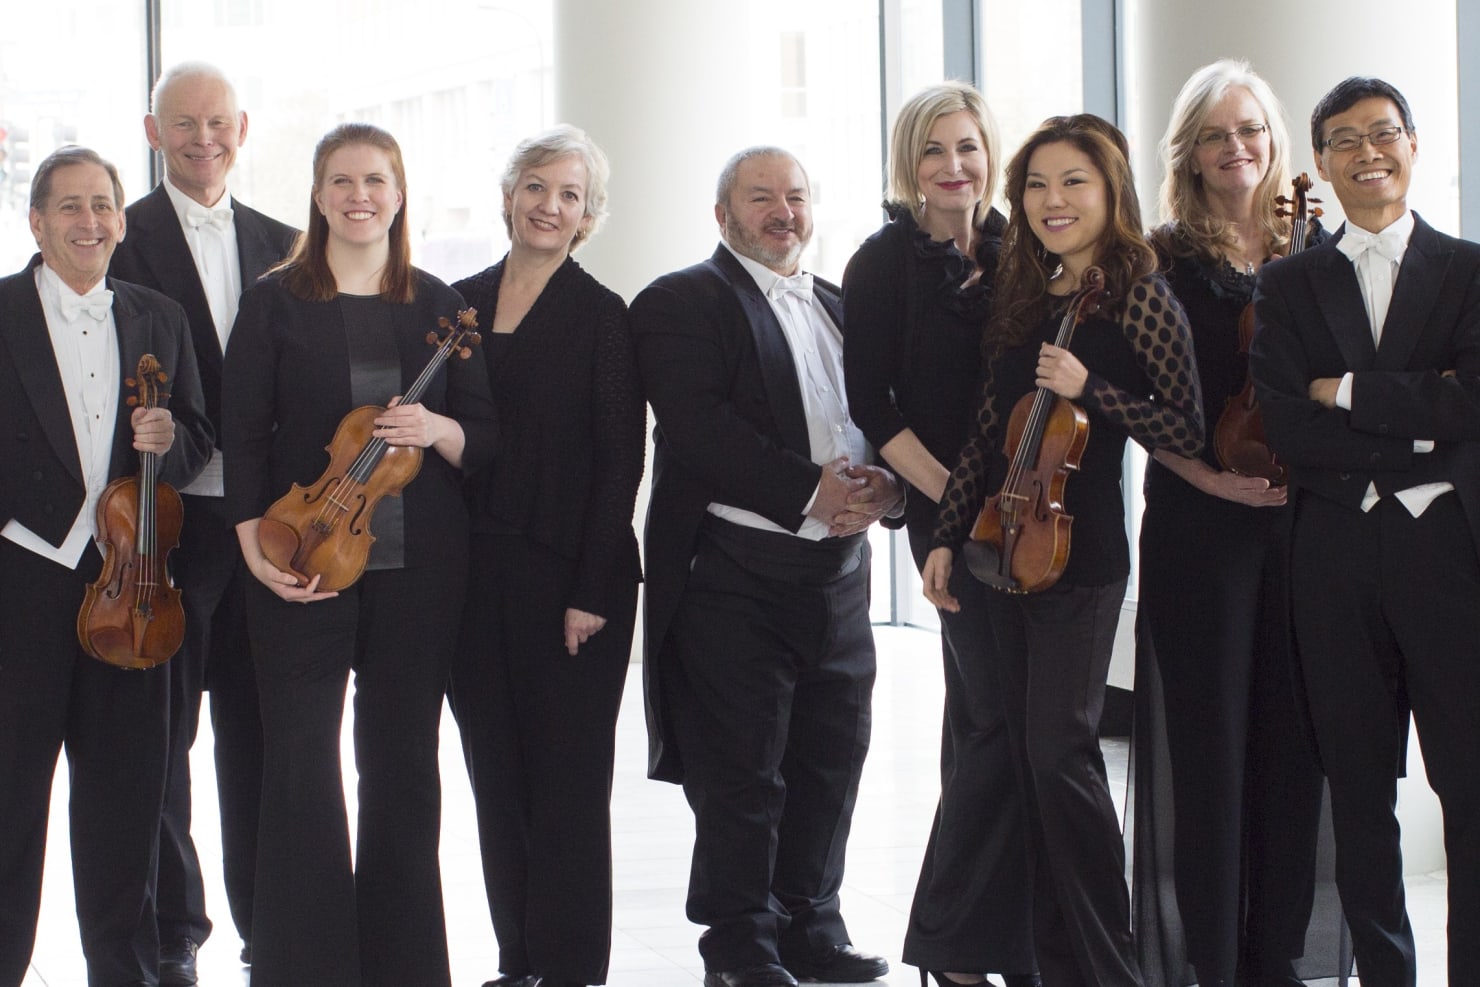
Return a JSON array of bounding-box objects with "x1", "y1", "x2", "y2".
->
[
  {"x1": 708, "y1": 244, "x2": 869, "y2": 541},
  {"x1": 1, "y1": 264, "x2": 121, "y2": 568},
  {"x1": 1331, "y1": 211, "x2": 1452, "y2": 516},
  {"x1": 164, "y1": 176, "x2": 241, "y2": 496}
]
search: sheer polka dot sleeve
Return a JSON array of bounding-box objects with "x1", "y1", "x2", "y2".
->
[{"x1": 1081, "y1": 274, "x2": 1204, "y2": 458}]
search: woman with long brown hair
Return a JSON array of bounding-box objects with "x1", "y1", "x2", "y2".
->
[
  {"x1": 222, "y1": 122, "x2": 497, "y2": 986},
  {"x1": 923, "y1": 114, "x2": 1203, "y2": 987}
]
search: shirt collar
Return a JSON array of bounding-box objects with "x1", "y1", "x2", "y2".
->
[
  {"x1": 37, "y1": 260, "x2": 107, "y2": 303},
  {"x1": 721, "y1": 240, "x2": 802, "y2": 295},
  {"x1": 1345, "y1": 209, "x2": 1414, "y2": 244},
  {"x1": 163, "y1": 175, "x2": 232, "y2": 228}
]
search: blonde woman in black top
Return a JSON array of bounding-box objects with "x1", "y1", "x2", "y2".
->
[{"x1": 843, "y1": 82, "x2": 1035, "y2": 987}]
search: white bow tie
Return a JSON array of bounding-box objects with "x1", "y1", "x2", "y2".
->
[
  {"x1": 769, "y1": 272, "x2": 814, "y2": 304},
  {"x1": 186, "y1": 202, "x2": 234, "y2": 232},
  {"x1": 59, "y1": 289, "x2": 114, "y2": 322},
  {"x1": 1336, "y1": 225, "x2": 1405, "y2": 265}
]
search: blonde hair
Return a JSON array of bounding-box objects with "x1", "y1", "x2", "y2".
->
[
  {"x1": 886, "y1": 81, "x2": 1001, "y2": 226},
  {"x1": 501, "y1": 124, "x2": 611, "y2": 250},
  {"x1": 1157, "y1": 59, "x2": 1292, "y2": 261}
]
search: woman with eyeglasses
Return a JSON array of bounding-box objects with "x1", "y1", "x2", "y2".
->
[
  {"x1": 1132, "y1": 60, "x2": 1344, "y2": 987},
  {"x1": 923, "y1": 113, "x2": 1203, "y2": 987}
]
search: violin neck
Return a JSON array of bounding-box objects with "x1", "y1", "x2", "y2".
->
[
  {"x1": 1290, "y1": 217, "x2": 1309, "y2": 256},
  {"x1": 135, "y1": 452, "x2": 158, "y2": 559},
  {"x1": 400, "y1": 334, "x2": 459, "y2": 407}
]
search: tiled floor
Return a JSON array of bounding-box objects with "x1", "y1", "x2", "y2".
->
[{"x1": 24, "y1": 626, "x2": 1449, "y2": 986}]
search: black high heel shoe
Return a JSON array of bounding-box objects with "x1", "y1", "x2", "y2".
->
[{"x1": 919, "y1": 973, "x2": 988, "y2": 987}]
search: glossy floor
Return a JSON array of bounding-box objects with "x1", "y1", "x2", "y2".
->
[{"x1": 24, "y1": 627, "x2": 1448, "y2": 986}]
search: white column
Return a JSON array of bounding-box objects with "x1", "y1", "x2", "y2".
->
[
  {"x1": 554, "y1": 0, "x2": 753, "y2": 302},
  {"x1": 1121, "y1": 0, "x2": 1454, "y2": 874}
]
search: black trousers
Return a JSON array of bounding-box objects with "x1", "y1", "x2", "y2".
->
[
  {"x1": 0, "y1": 538, "x2": 168, "y2": 987},
  {"x1": 154, "y1": 493, "x2": 262, "y2": 949},
  {"x1": 1291, "y1": 492, "x2": 1480, "y2": 987},
  {"x1": 669, "y1": 521, "x2": 874, "y2": 971},
  {"x1": 1138, "y1": 487, "x2": 1326, "y2": 981},
  {"x1": 449, "y1": 533, "x2": 635, "y2": 984},
  {"x1": 901, "y1": 525, "x2": 1034, "y2": 976},
  {"x1": 984, "y1": 578, "x2": 1143, "y2": 987},
  {"x1": 245, "y1": 561, "x2": 464, "y2": 987}
]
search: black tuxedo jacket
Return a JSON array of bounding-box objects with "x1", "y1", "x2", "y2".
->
[
  {"x1": 0, "y1": 258, "x2": 213, "y2": 551},
  {"x1": 1251, "y1": 213, "x2": 1480, "y2": 555},
  {"x1": 110, "y1": 184, "x2": 298, "y2": 440},
  {"x1": 630, "y1": 244, "x2": 844, "y2": 782}
]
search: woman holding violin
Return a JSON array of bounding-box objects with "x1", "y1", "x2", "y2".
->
[
  {"x1": 923, "y1": 114, "x2": 1203, "y2": 987},
  {"x1": 841, "y1": 82, "x2": 1035, "y2": 987},
  {"x1": 1134, "y1": 60, "x2": 1341, "y2": 987},
  {"x1": 447, "y1": 125, "x2": 644, "y2": 987},
  {"x1": 222, "y1": 122, "x2": 497, "y2": 986}
]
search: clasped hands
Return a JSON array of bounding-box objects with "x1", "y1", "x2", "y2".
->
[{"x1": 808, "y1": 456, "x2": 904, "y2": 538}]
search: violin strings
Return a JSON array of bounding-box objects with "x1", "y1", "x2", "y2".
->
[{"x1": 309, "y1": 330, "x2": 463, "y2": 531}]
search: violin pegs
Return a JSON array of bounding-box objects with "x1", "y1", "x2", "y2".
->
[
  {"x1": 1312, "y1": 207, "x2": 1324, "y2": 218},
  {"x1": 456, "y1": 347, "x2": 472, "y2": 360},
  {"x1": 425, "y1": 331, "x2": 440, "y2": 345},
  {"x1": 437, "y1": 315, "x2": 452, "y2": 329},
  {"x1": 458, "y1": 307, "x2": 479, "y2": 328}
]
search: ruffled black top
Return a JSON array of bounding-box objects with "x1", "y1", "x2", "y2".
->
[{"x1": 842, "y1": 205, "x2": 1005, "y2": 534}]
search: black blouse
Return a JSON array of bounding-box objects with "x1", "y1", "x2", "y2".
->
[
  {"x1": 453, "y1": 256, "x2": 645, "y2": 619},
  {"x1": 933, "y1": 274, "x2": 1204, "y2": 586},
  {"x1": 843, "y1": 205, "x2": 1005, "y2": 532}
]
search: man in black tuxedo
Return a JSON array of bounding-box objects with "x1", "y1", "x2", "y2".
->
[
  {"x1": 1251, "y1": 77, "x2": 1480, "y2": 987},
  {"x1": 0, "y1": 146, "x2": 211, "y2": 987},
  {"x1": 631, "y1": 146, "x2": 902, "y2": 987},
  {"x1": 108, "y1": 61, "x2": 297, "y2": 981}
]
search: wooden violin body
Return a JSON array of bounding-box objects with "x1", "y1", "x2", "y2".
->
[
  {"x1": 966, "y1": 393, "x2": 1089, "y2": 593},
  {"x1": 256, "y1": 407, "x2": 423, "y2": 592},
  {"x1": 1212, "y1": 173, "x2": 1320, "y2": 485},
  {"x1": 77, "y1": 355, "x2": 186, "y2": 669},
  {"x1": 1212, "y1": 305, "x2": 1286, "y2": 484},
  {"x1": 257, "y1": 309, "x2": 480, "y2": 592},
  {"x1": 962, "y1": 268, "x2": 1106, "y2": 594}
]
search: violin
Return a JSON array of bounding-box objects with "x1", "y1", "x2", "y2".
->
[
  {"x1": 256, "y1": 309, "x2": 480, "y2": 592},
  {"x1": 1212, "y1": 173, "x2": 1321, "y2": 484},
  {"x1": 76, "y1": 354, "x2": 186, "y2": 669},
  {"x1": 962, "y1": 268, "x2": 1107, "y2": 594}
]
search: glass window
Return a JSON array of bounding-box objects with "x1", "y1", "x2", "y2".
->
[
  {"x1": 0, "y1": 4, "x2": 148, "y2": 272},
  {"x1": 160, "y1": 0, "x2": 555, "y2": 284}
]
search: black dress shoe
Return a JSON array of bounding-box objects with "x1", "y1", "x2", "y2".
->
[
  {"x1": 786, "y1": 943, "x2": 889, "y2": 983},
  {"x1": 482, "y1": 976, "x2": 542, "y2": 987},
  {"x1": 159, "y1": 938, "x2": 200, "y2": 986},
  {"x1": 704, "y1": 963, "x2": 800, "y2": 987}
]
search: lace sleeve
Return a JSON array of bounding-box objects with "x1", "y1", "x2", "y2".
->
[
  {"x1": 1080, "y1": 275, "x2": 1205, "y2": 457},
  {"x1": 931, "y1": 363, "x2": 1003, "y2": 550}
]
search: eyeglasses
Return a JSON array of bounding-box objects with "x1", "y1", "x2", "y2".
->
[
  {"x1": 1193, "y1": 123, "x2": 1267, "y2": 148},
  {"x1": 1322, "y1": 126, "x2": 1407, "y2": 152}
]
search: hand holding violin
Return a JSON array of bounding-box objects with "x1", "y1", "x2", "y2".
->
[
  {"x1": 131, "y1": 405, "x2": 176, "y2": 455},
  {"x1": 374, "y1": 396, "x2": 467, "y2": 467},
  {"x1": 1036, "y1": 343, "x2": 1090, "y2": 399},
  {"x1": 236, "y1": 518, "x2": 340, "y2": 604}
]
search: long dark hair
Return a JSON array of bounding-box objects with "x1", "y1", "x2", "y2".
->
[
  {"x1": 989, "y1": 114, "x2": 1157, "y2": 351},
  {"x1": 276, "y1": 123, "x2": 416, "y2": 304}
]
